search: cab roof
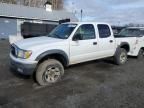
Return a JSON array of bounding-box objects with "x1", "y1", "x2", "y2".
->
[
  {"x1": 127, "y1": 27, "x2": 144, "y2": 29},
  {"x1": 64, "y1": 22, "x2": 110, "y2": 25}
]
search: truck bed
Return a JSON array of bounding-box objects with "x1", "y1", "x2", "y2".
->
[{"x1": 115, "y1": 36, "x2": 144, "y2": 56}]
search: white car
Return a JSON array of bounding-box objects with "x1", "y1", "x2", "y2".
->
[{"x1": 10, "y1": 22, "x2": 143, "y2": 86}]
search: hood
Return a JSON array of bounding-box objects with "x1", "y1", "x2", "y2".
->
[{"x1": 14, "y1": 36, "x2": 64, "y2": 50}]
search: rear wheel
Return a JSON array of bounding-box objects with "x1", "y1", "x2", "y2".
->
[
  {"x1": 36, "y1": 59, "x2": 64, "y2": 86},
  {"x1": 114, "y1": 48, "x2": 127, "y2": 65},
  {"x1": 137, "y1": 49, "x2": 144, "y2": 59}
]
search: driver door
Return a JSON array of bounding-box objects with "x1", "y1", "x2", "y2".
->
[{"x1": 69, "y1": 24, "x2": 99, "y2": 64}]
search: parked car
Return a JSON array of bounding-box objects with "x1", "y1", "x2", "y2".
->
[
  {"x1": 112, "y1": 26, "x2": 125, "y2": 35},
  {"x1": 10, "y1": 22, "x2": 144, "y2": 86},
  {"x1": 115, "y1": 27, "x2": 144, "y2": 58}
]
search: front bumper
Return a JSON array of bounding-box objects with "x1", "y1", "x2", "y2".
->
[{"x1": 10, "y1": 54, "x2": 38, "y2": 75}]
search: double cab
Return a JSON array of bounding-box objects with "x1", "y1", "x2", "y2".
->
[{"x1": 10, "y1": 22, "x2": 144, "y2": 86}]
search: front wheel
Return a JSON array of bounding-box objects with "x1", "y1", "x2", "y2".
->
[
  {"x1": 114, "y1": 48, "x2": 128, "y2": 65},
  {"x1": 36, "y1": 59, "x2": 64, "y2": 86}
]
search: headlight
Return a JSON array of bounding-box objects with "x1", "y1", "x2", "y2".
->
[{"x1": 17, "y1": 48, "x2": 32, "y2": 59}]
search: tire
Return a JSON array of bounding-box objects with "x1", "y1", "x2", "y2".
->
[
  {"x1": 36, "y1": 59, "x2": 64, "y2": 86},
  {"x1": 137, "y1": 49, "x2": 144, "y2": 60},
  {"x1": 114, "y1": 48, "x2": 128, "y2": 65}
]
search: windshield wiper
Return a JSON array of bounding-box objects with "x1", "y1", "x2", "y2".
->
[
  {"x1": 48, "y1": 34, "x2": 62, "y2": 39},
  {"x1": 53, "y1": 33, "x2": 62, "y2": 39}
]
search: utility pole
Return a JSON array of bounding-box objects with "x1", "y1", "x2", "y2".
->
[
  {"x1": 81, "y1": 9, "x2": 83, "y2": 21},
  {"x1": 118, "y1": 21, "x2": 120, "y2": 26},
  {"x1": 71, "y1": 2, "x2": 74, "y2": 13}
]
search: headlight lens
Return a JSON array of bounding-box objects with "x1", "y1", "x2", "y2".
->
[{"x1": 17, "y1": 48, "x2": 32, "y2": 59}]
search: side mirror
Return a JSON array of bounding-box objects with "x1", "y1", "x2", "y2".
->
[{"x1": 73, "y1": 34, "x2": 82, "y2": 41}]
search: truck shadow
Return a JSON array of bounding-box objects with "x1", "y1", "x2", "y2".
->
[{"x1": 9, "y1": 67, "x2": 31, "y2": 79}]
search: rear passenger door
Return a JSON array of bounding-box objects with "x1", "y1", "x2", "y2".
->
[{"x1": 97, "y1": 24, "x2": 115, "y2": 57}]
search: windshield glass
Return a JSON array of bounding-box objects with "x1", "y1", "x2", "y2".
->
[
  {"x1": 119, "y1": 28, "x2": 140, "y2": 37},
  {"x1": 48, "y1": 24, "x2": 77, "y2": 39}
]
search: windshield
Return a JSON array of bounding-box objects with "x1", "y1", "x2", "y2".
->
[
  {"x1": 48, "y1": 24, "x2": 77, "y2": 39},
  {"x1": 119, "y1": 28, "x2": 141, "y2": 37}
]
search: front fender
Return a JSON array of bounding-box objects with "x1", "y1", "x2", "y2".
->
[{"x1": 35, "y1": 49, "x2": 69, "y2": 66}]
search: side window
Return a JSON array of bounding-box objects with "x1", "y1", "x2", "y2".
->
[
  {"x1": 98, "y1": 24, "x2": 111, "y2": 38},
  {"x1": 140, "y1": 30, "x2": 144, "y2": 36},
  {"x1": 74, "y1": 24, "x2": 95, "y2": 40}
]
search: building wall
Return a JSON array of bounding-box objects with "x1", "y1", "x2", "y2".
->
[
  {"x1": 0, "y1": 17, "x2": 59, "y2": 39},
  {"x1": 0, "y1": 17, "x2": 59, "y2": 44},
  {"x1": 0, "y1": 18, "x2": 17, "y2": 39}
]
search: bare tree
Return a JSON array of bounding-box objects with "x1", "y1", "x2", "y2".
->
[
  {"x1": 0, "y1": 0, "x2": 16, "y2": 4},
  {"x1": 57, "y1": 0, "x2": 63, "y2": 9},
  {"x1": 21, "y1": 0, "x2": 47, "y2": 7},
  {"x1": 0, "y1": 0, "x2": 63, "y2": 9}
]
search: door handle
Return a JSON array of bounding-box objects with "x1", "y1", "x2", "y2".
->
[
  {"x1": 93, "y1": 42, "x2": 97, "y2": 45},
  {"x1": 110, "y1": 40, "x2": 113, "y2": 43}
]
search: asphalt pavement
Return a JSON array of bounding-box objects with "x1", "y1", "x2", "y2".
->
[{"x1": 0, "y1": 40, "x2": 144, "y2": 108}]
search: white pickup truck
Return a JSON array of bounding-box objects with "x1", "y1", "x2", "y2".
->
[
  {"x1": 10, "y1": 22, "x2": 144, "y2": 86},
  {"x1": 115, "y1": 27, "x2": 144, "y2": 58}
]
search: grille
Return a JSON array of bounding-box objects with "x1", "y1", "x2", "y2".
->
[{"x1": 11, "y1": 45, "x2": 17, "y2": 57}]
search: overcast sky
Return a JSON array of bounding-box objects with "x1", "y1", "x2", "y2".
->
[{"x1": 64, "y1": 0, "x2": 144, "y2": 25}]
